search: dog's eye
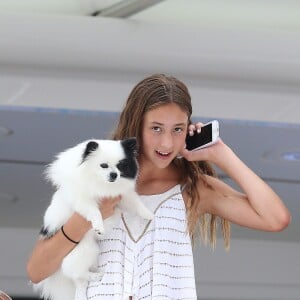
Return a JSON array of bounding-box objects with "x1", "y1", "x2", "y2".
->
[{"x1": 100, "y1": 163, "x2": 109, "y2": 168}]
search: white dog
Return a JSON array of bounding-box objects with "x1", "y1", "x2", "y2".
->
[{"x1": 33, "y1": 138, "x2": 153, "y2": 300}]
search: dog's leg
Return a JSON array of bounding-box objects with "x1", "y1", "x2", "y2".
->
[
  {"x1": 74, "y1": 279, "x2": 89, "y2": 300},
  {"x1": 63, "y1": 234, "x2": 104, "y2": 298},
  {"x1": 103, "y1": 206, "x2": 122, "y2": 231},
  {"x1": 74, "y1": 271, "x2": 105, "y2": 300},
  {"x1": 74, "y1": 200, "x2": 105, "y2": 234},
  {"x1": 72, "y1": 270, "x2": 105, "y2": 300}
]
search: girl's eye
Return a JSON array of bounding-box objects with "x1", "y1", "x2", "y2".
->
[
  {"x1": 100, "y1": 163, "x2": 109, "y2": 168},
  {"x1": 174, "y1": 127, "x2": 184, "y2": 133},
  {"x1": 152, "y1": 126, "x2": 161, "y2": 132}
]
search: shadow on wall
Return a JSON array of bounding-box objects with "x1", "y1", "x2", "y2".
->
[{"x1": 0, "y1": 291, "x2": 40, "y2": 300}]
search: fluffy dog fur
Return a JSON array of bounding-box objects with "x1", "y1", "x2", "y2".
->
[{"x1": 33, "y1": 138, "x2": 153, "y2": 300}]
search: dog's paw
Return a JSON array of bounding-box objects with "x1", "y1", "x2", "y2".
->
[
  {"x1": 91, "y1": 220, "x2": 105, "y2": 235},
  {"x1": 88, "y1": 270, "x2": 105, "y2": 282},
  {"x1": 94, "y1": 227, "x2": 105, "y2": 235}
]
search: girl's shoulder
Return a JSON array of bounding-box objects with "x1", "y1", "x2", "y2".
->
[{"x1": 182, "y1": 174, "x2": 221, "y2": 214}]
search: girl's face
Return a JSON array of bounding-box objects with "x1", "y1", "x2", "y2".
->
[{"x1": 140, "y1": 103, "x2": 189, "y2": 169}]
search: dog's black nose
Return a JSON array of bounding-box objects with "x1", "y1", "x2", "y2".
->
[{"x1": 109, "y1": 172, "x2": 118, "y2": 182}]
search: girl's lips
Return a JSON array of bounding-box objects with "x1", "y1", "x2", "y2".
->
[
  {"x1": 157, "y1": 150, "x2": 170, "y2": 155},
  {"x1": 156, "y1": 150, "x2": 172, "y2": 158}
]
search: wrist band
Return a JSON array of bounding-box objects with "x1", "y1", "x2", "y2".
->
[{"x1": 61, "y1": 225, "x2": 79, "y2": 244}]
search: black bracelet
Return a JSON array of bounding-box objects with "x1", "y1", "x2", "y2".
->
[{"x1": 61, "y1": 225, "x2": 79, "y2": 244}]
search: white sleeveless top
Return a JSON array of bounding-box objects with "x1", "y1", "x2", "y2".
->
[{"x1": 85, "y1": 185, "x2": 197, "y2": 299}]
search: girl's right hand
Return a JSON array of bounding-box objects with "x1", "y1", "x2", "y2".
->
[{"x1": 99, "y1": 195, "x2": 122, "y2": 219}]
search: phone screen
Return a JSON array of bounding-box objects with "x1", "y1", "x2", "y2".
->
[{"x1": 185, "y1": 123, "x2": 212, "y2": 151}]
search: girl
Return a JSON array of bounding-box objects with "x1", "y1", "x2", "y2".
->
[{"x1": 27, "y1": 74, "x2": 290, "y2": 299}]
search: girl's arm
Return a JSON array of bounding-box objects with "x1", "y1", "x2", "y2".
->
[
  {"x1": 26, "y1": 196, "x2": 121, "y2": 283},
  {"x1": 181, "y1": 139, "x2": 291, "y2": 231}
]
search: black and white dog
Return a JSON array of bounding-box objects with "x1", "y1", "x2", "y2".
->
[{"x1": 34, "y1": 138, "x2": 153, "y2": 300}]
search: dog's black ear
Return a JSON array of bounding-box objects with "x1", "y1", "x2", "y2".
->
[
  {"x1": 82, "y1": 141, "x2": 99, "y2": 162},
  {"x1": 121, "y1": 137, "x2": 137, "y2": 156}
]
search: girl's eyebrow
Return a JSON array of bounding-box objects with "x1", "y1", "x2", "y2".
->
[
  {"x1": 150, "y1": 121, "x2": 187, "y2": 127},
  {"x1": 150, "y1": 121, "x2": 163, "y2": 125}
]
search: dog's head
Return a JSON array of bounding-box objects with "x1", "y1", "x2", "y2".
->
[
  {"x1": 81, "y1": 137, "x2": 138, "y2": 184},
  {"x1": 46, "y1": 138, "x2": 138, "y2": 191}
]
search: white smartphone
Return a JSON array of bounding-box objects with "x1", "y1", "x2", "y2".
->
[{"x1": 185, "y1": 120, "x2": 219, "y2": 151}]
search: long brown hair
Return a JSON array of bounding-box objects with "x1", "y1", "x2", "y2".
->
[{"x1": 112, "y1": 74, "x2": 230, "y2": 249}]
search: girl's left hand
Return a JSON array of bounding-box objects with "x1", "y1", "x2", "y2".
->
[{"x1": 179, "y1": 122, "x2": 224, "y2": 163}]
